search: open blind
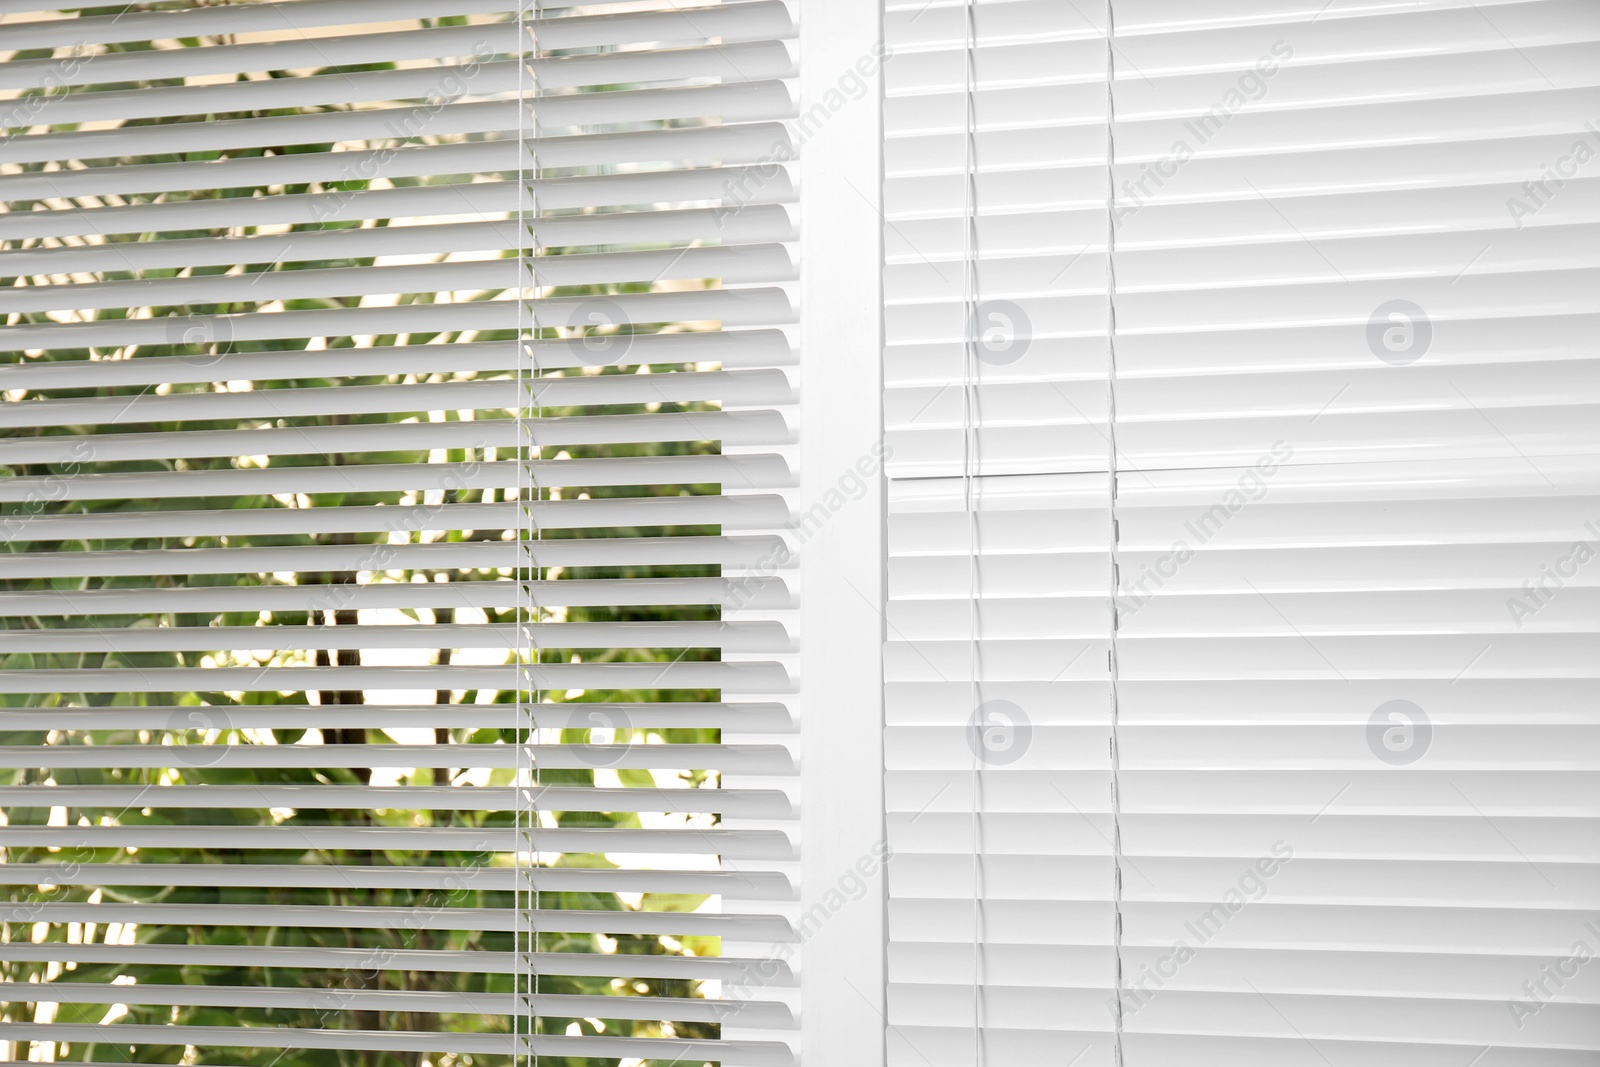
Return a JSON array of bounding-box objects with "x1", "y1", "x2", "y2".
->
[
  {"x1": 0, "y1": 2, "x2": 802, "y2": 1065},
  {"x1": 885, "y1": 1, "x2": 1600, "y2": 1065}
]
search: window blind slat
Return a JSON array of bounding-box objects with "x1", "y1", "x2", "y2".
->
[
  {"x1": 0, "y1": 42, "x2": 800, "y2": 129},
  {"x1": 2, "y1": 701, "x2": 795, "y2": 731},
  {"x1": 0, "y1": 168, "x2": 796, "y2": 236},
  {"x1": 0, "y1": 784, "x2": 793, "y2": 815},
  {"x1": 0, "y1": 136, "x2": 795, "y2": 208},
  {"x1": 0, "y1": 984, "x2": 796, "y2": 1028},
  {"x1": 0, "y1": 943, "x2": 795, "y2": 981},
  {"x1": 0, "y1": 1024, "x2": 798, "y2": 1063},
  {"x1": 0, "y1": 206, "x2": 795, "y2": 275},
  {"x1": 1, "y1": 109, "x2": 799, "y2": 168}
]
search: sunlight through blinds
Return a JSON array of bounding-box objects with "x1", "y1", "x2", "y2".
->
[{"x1": 0, "y1": 1, "x2": 802, "y2": 1065}]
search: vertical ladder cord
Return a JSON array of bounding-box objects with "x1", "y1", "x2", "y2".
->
[
  {"x1": 1103, "y1": 2, "x2": 1126, "y2": 1065},
  {"x1": 518, "y1": 4, "x2": 542, "y2": 1061},
  {"x1": 960, "y1": 0, "x2": 984, "y2": 1061}
]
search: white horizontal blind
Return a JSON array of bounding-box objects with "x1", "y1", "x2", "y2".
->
[
  {"x1": 883, "y1": 0, "x2": 1121, "y2": 1063},
  {"x1": 885, "y1": 473, "x2": 1116, "y2": 1064},
  {"x1": 1108, "y1": 1, "x2": 1600, "y2": 1063},
  {"x1": 0, "y1": 1, "x2": 802, "y2": 1065},
  {"x1": 882, "y1": 0, "x2": 1112, "y2": 480},
  {"x1": 885, "y1": 0, "x2": 1600, "y2": 1065},
  {"x1": 513, "y1": 3, "x2": 802, "y2": 1065}
]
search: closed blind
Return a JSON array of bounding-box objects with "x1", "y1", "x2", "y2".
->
[
  {"x1": 0, "y1": 1, "x2": 801, "y2": 1065},
  {"x1": 883, "y1": 0, "x2": 1121, "y2": 1063},
  {"x1": 885, "y1": 0, "x2": 1600, "y2": 1065},
  {"x1": 1110, "y1": 1, "x2": 1599, "y2": 1063}
]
